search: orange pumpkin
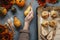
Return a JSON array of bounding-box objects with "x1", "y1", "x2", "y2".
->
[{"x1": 15, "y1": 0, "x2": 25, "y2": 7}]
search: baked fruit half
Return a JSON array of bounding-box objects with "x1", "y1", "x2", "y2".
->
[
  {"x1": 41, "y1": 21, "x2": 49, "y2": 27},
  {"x1": 49, "y1": 20, "x2": 57, "y2": 28},
  {"x1": 50, "y1": 10, "x2": 58, "y2": 18},
  {"x1": 42, "y1": 11, "x2": 49, "y2": 19}
]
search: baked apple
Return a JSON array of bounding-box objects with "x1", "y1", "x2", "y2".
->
[
  {"x1": 42, "y1": 11, "x2": 49, "y2": 19},
  {"x1": 50, "y1": 10, "x2": 58, "y2": 18}
]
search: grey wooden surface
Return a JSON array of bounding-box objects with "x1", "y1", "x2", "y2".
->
[{"x1": 0, "y1": 0, "x2": 38, "y2": 40}]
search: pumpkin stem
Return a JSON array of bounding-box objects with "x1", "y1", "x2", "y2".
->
[{"x1": 19, "y1": 0, "x2": 22, "y2": 2}]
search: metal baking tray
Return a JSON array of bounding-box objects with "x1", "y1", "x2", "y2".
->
[{"x1": 36, "y1": 6, "x2": 60, "y2": 40}]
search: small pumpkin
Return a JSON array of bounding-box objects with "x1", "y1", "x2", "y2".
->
[
  {"x1": 15, "y1": 0, "x2": 25, "y2": 7},
  {"x1": 0, "y1": 7, "x2": 7, "y2": 16}
]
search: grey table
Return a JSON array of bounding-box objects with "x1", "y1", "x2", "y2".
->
[
  {"x1": 0, "y1": 0, "x2": 38, "y2": 40},
  {"x1": 0, "y1": 0, "x2": 60, "y2": 40}
]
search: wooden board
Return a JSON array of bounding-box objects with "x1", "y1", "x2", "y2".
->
[{"x1": 37, "y1": 6, "x2": 60, "y2": 40}]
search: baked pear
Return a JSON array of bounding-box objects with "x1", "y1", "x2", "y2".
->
[
  {"x1": 42, "y1": 27, "x2": 48, "y2": 36},
  {"x1": 47, "y1": 31, "x2": 54, "y2": 40},
  {"x1": 14, "y1": 16, "x2": 21, "y2": 28},
  {"x1": 41, "y1": 21, "x2": 49, "y2": 27},
  {"x1": 24, "y1": 5, "x2": 32, "y2": 16}
]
